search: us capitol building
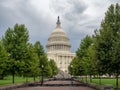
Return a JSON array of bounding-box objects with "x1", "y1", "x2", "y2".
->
[{"x1": 46, "y1": 17, "x2": 75, "y2": 73}]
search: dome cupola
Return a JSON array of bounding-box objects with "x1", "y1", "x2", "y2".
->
[{"x1": 46, "y1": 16, "x2": 71, "y2": 53}]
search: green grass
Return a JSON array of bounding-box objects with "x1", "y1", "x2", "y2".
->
[
  {"x1": 77, "y1": 77, "x2": 120, "y2": 88},
  {"x1": 92, "y1": 78, "x2": 119, "y2": 88},
  {"x1": 0, "y1": 76, "x2": 40, "y2": 86}
]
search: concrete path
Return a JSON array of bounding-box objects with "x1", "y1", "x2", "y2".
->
[
  {"x1": 13, "y1": 86, "x2": 95, "y2": 90},
  {"x1": 13, "y1": 80, "x2": 95, "y2": 90}
]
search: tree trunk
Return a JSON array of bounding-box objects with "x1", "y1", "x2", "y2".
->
[
  {"x1": 86, "y1": 75, "x2": 88, "y2": 83},
  {"x1": 116, "y1": 75, "x2": 119, "y2": 90},
  {"x1": 0, "y1": 74, "x2": 4, "y2": 80},
  {"x1": 93, "y1": 73, "x2": 96, "y2": 78},
  {"x1": 99, "y1": 74, "x2": 101, "y2": 85},
  {"x1": 26, "y1": 76, "x2": 28, "y2": 82},
  {"x1": 12, "y1": 73, "x2": 15, "y2": 84},
  {"x1": 34, "y1": 75, "x2": 35, "y2": 81},
  {"x1": 81, "y1": 76, "x2": 83, "y2": 81},
  {"x1": 90, "y1": 75, "x2": 92, "y2": 83}
]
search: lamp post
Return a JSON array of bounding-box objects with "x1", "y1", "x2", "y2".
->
[
  {"x1": 70, "y1": 65, "x2": 73, "y2": 85},
  {"x1": 41, "y1": 65, "x2": 44, "y2": 86}
]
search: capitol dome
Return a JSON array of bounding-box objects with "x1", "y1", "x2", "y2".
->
[
  {"x1": 46, "y1": 16, "x2": 75, "y2": 72},
  {"x1": 46, "y1": 16, "x2": 71, "y2": 53}
]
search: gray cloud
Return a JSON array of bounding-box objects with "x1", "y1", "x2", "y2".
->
[
  {"x1": 0, "y1": 0, "x2": 53, "y2": 50},
  {"x1": 64, "y1": 0, "x2": 88, "y2": 21},
  {"x1": 109, "y1": 0, "x2": 120, "y2": 3},
  {"x1": 0, "y1": 0, "x2": 120, "y2": 52},
  {"x1": 50, "y1": 0, "x2": 88, "y2": 21},
  {"x1": 49, "y1": 0, "x2": 106, "y2": 52}
]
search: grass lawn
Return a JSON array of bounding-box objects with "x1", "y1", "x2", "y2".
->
[
  {"x1": 78, "y1": 77, "x2": 120, "y2": 89},
  {"x1": 0, "y1": 76, "x2": 40, "y2": 86},
  {"x1": 92, "y1": 78, "x2": 115, "y2": 85}
]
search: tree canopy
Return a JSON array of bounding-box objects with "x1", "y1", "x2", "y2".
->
[
  {"x1": 69, "y1": 3, "x2": 120, "y2": 89},
  {"x1": 0, "y1": 40, "x2": 8, "y2": 79}
]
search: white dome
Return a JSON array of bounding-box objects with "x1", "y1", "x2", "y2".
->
[{"x1": 46, "y1": 17, "x2": 71, "y2": 53}]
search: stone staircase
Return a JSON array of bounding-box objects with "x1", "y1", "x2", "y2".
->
[{"x1": 56, "y1": 69, "x2": 71, "y2": 79}]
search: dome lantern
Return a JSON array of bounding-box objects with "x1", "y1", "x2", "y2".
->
[{"x1": 56, "y1": 16, "x2": 61, "y2": 28}]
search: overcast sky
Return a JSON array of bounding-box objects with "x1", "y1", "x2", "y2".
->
[{"x1": 0, "y1": 0, "x2": 120, "y2": 52}]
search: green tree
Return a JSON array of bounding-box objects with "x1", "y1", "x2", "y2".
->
[
  {"x1": 94, "y1": 3, "x2": 120, "y2": 89},
  {"x1": 34, "y1": 41, "x2": 44, "y2": 59},
  {"x1": 39, "y1": 55, "x2": 52, "y2": 77},
  {"x1": 75, "y1": 35, "x2": 93, "y2": 82},
  {"x1": 112, "y1": 33, "x2": 120, "y2": 89},
  {"x1": 68, "y1": 57, "x2": 84, "y2": 77},
  {"x1": 2, "y1": 24, "x2": 29, "y2": 83},
  {"x1": 76, "y1": 35, "x2": 93, "y2": 59},
  {"x1": 34, "y1": 41, "x2": 52, "y2": 77},
  {"x1": 21, "y1": 43, "x2": 39, "y2": 82},
  {"x1": 0, "y1": 40, "x2": 8, "y2": 79},
  {"x1": 85, "y1": 44, "x2": 97, "y2": 82},
  {"x1": 49, "y1": 59, "x2": 58, "y2": 77},
  {"x1": 29, "y1": 44, "x2": 39, "y2": 81}
]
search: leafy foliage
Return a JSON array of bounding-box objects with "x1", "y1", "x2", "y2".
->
[
  {"x1": 2, "y1": 24, "x2": 30, "y2": 83},
  {"x1": 0, "y1": 40, "x2": 8, "y2": 79},
  {"x1": 34, "y1": 41, "x2": 52, "y2": 77},
  {"x1": 69, "y1": 36, "x2": 94, "y2": 77},
  {"x1": 94, "y1": 3, "x2": 120, "y2": 89},
  {"x1": 49, "y1": 59, "x2": 58, "y2": 77},
  {"x1": 1, "y1": 24, "x2": 52, "y2": 83},
  {"x1": 68, "y1": 57, "x2": 84, "y2": 76}
]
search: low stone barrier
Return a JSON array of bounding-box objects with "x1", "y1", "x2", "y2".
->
[
  {"x1": 0, "y1": 79, "x2": 53, "y2": 90},
  {"x1": 73, "y1": 79, "x2": 100, "y2": 90},
  {"x1": 74, "y1": 80, "x2": 114, "y2": 90},
  {"x1": 0, "y1": 83, "x2": 26, "y2": 90},
  {"x1": 1, "y1": 78, "x2": 113, "y2": 90},
  {"x1": 102, "y1": 84, "x2": 114, "y2": 90},
  {"x1": 0, "y1": 82, "x2": 37, "y2": 90}
]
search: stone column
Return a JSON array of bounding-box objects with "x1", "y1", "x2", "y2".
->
[
  {"x1": 60, "y1": 56, "x2": 62, "y2": 68},
  {"x1": 57, "y1": 56, "x2": 59, "y2": 67},
  {"x1": 65, "y1": 56, "x2": 67, "y2": 68},
  {"x1": 51, "y1": 46, "x2": 52, "y2": 51},
  {"x1": 53, "y1": 46, "x2": 55, "y2": 51}
]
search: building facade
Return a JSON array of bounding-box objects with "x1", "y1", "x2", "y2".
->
[{"x1": 46, "y1": 17, "x2": 75, "y2": 72}]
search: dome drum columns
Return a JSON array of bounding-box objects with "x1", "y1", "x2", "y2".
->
[{"x1": 46, "y1": 44, "x2": 71, "y2": 52}]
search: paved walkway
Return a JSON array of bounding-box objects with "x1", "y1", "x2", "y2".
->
[
  {"x1": 13, "y1": 80, "x2": 95, "y2": 90},
  {"x1": 13, "y1": 86, "x2": 95, "y2": 90}
]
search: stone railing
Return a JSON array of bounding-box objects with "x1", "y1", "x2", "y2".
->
[{"x1": 0, "y1": 83, "x2": 29, "y2": 90}]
